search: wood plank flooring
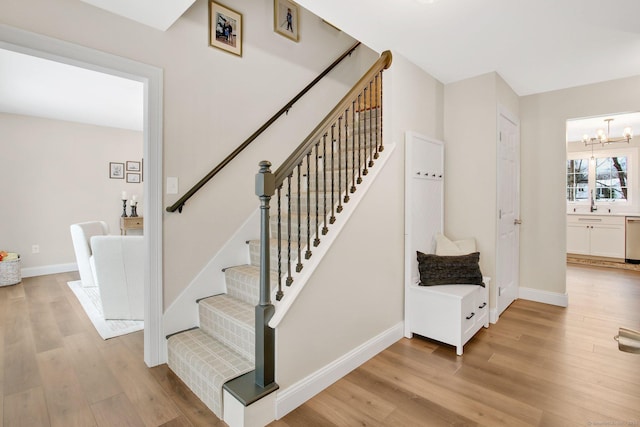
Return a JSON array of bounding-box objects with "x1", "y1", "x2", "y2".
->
[
  {"x1": 1, "y1": 265, "x2": 639, "y2": 426},
  {"x1": 275, "y1": 264, "x2": 640, "y2": 427},
  {"x1": 0, "y1": 271, "x2": 222, "y2": 427}
]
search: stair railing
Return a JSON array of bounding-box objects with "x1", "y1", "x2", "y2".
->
[
  {"x1": 166, "y1": 41, "x2": 361, "y2": 214},
  {"x1": 247, "y1": 50, "x2": 392, "y2": 395}
]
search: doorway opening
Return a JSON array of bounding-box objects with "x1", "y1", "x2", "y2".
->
[{"x1": 0, "y1": 25, "x2": 164, "y2": 366}]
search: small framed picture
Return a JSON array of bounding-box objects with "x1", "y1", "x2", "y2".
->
[
  {"x1": 209, "y1": 1, "x2": 242, "y2": 56},
  {"x1": 274, "y1": 0, "x2": 299, "y2": 42},
  {"x1": 110, "y1": 162, "x2": 124, "y2": 179},
  {"x1": 127, "y1": 173, "x2": 141, "y2": 183},
  {"x1": 127, "y1": 161, "x2": 141, "y2": 171}
]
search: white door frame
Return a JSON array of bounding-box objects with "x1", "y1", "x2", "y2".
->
[
  {"x1": 0, "y1": 24, "x2": 165, "y2": 366},
  {"x1": 494, "y1": 105, "x2": 520, "y2": 322}
]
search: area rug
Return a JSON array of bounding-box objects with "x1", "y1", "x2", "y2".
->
[{"x1": 67, "y1": 280, "x2": 144, "y2": 339}]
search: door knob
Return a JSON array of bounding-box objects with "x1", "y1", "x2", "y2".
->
[{"x1": 514, "y1": 219, "x2": 522, "y2": 225}]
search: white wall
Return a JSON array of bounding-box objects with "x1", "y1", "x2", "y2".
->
[
  {"x1": 520, "y1": 74, "x2": 640, "y2": 293},
  {"x1": 275, "y1": 52, "x2": 444, "y2": 389},
  {"x1": 443, "y1": 73, "x2": 498, "y2": 279},
  {"x1": 443, "y1": 72, "x2": 519, "y2": 311},
  {"x1": 0, "y1": 113, "x2": 142, "y2": 270},
  {"x1": 0, "y1": 0, "x2": 373, "y2": 307}
]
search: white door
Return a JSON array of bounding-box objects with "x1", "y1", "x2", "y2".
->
[{"x1": 496, "y1": 109, "x2": 520, "y2": 317}]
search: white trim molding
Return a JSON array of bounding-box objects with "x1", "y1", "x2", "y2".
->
[
  {"x1": 21, "y1": 263, "x2": 77, "y2": 278},
  {"x1": 275, "y1": 322, "x2": 404, "y2": 419},
  {"x1": 518, "y1": 286, "x2": 568, "y2": 307}
]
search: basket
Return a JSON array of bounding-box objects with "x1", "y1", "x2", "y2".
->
[{"x1": 0, "y1": 255, "x2": 21, "y2": 286}]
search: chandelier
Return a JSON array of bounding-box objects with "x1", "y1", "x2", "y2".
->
[{"x1": 583, "y1": 118, "x2": 632, "y2": 146}]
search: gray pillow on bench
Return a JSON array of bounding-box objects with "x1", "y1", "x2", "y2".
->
[{"x1": 417, "y1": 251, "x2": 484, "y2": 287}]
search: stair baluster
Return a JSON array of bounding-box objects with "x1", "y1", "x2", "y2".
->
[
  {"x1": 276, "y1": 187, "x2": 283, "y2": 301},
  {"x1": 296, "y1": 163, "x2": 303, "y2": 272},
  {"x1": 362, "y1": 88, "x2": 369, "y2": 177},
  {"x1": 337, "y1": 116, "x2": 344, "y2": 214},
  {"x1": 330, "y1": 124, "x2": 337, "y2": 224},
  {"x1": 368, "y1": 80, "x2": 375, "y2": 168},
  {"x1": 305, "y1": 152, "x2": 312, "y2": 259},
  {"x1": 322, "y1": 134, "x2": 329, "y2": 235}
]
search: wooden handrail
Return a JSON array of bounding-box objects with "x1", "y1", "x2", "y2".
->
[
  {"x1": 166, "y1": 42, "x2": 361, "y2": 213},
  {"x1": 274, "y1": 50, "x2": 392, "y2": 186}
]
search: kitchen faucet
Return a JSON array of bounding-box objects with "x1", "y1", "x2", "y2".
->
[{"x1": 590, "y1": 189, "x2": 597, "y2": 212}]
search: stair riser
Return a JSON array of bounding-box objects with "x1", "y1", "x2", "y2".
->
[
  {"x1": 317, "y1": 132, "x2": 381, "y2": 152},
  {"x1": 269, "y1": 214, "x2": 326, "y2": 241},
  {"x1": 249, "y1": 240, "x2": 307, "y2": 272},
  {"x1": 167, "y1": 330, "x2": 253, "y2": 420},
  {"x1": 224, "y1": 266, "x2": 271, "y2": 306},
  {"x1": 296, "y1": 150, "x2": 377, "y2": 172},
  {"x1": 285, "y1": 190, "x2": 360, "y2": 214},
  {"x1": 199, "y1": 297, "x2": 255, "y2": 363}
]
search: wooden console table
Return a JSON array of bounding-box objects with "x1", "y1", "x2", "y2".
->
[{"x1": 120, "y1": 217, "x2": 143, "y2": 235}]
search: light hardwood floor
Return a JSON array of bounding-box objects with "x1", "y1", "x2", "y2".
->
[{"x1": 2, "y1": 265, "x2": 639, "y2": 426}]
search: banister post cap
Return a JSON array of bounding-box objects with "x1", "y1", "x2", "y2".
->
[{"x1": 256, "y1": 161, "x2": 275, "y2": 197}]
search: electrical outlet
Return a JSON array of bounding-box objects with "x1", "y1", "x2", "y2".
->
[{"x1": 32, "y1": 244, "x2": 40, "y2": 254}]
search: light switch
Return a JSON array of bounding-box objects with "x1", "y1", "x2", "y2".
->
[{"x1": 167, "y1": 177, "x2": 179, "y2": 194}]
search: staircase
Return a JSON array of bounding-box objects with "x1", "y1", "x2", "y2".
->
[
  {"x1": 167, "y1": 112, "x2": 380, "y2": 419},
  {"x1": 166, "y1": 51, "x2": 392, "y2": 425}
]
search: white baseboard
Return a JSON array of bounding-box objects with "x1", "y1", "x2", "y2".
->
[
  {"x1": 21, "y1": 263, "x2": 77, "y2": 278},
  {"x1": 518, "y1": 286, "x2": 568, "y2": 307},
  {"x1": 275, "y1": 322, "x2": 404, "y2": 419},
  {"x1": 489, "y1": 308, "x2": 499, "y2": 324}
]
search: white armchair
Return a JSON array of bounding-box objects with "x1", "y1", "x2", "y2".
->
[
  {"x1": 70, "y1": 221, "x2": 144, "y2": 321},
  {"x1": 70, "y1": 221, "x2": 109, "y2": 288},
  {"x1": 90, "y1": 235, "x2": 144, "y2": 320}
]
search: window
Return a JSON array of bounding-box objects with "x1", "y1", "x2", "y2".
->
[
  {"x1": 595, "y1": 156, "x2": 627, "y2": 201},
  {"x1": 567, "y1": 159, "x2": 589, "y2": 201},
  {"x1": 566, "y1": 155, "x2": 629, "y2": 203}
]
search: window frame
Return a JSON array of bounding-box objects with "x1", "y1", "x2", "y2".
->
[{"x1": 566, "y1": 147, "x2": 634, "y2": 208}]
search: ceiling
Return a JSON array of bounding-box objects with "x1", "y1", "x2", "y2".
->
[
  {"x1": 0, "y1": 48, "x2": 143, "y2": 131},
  {"x1": 295, "y1": 0, "x2": 640, "y2": 96},
  {"x1": 2, "y1": 0, "x2": 640, "y2": 133},
  {"x1": 566, "y1": 112, "x2": 639, "y2": 144}
]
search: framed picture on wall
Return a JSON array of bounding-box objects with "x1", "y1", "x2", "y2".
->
[
  {"x1": 126, "y1": 173, "x2": 141, "y2": 183},
  {"x1": 126, "y1": 161, "x2": 141, "y2": 171},
  {"x1": 274, "y1": 0, "x2": 299, "y2": 42},
  {"x1": 209, "y1": 1, "x2": 243, "y2": 56},
  {"x1": 110, "y1": 162, "x2": 124, "y2": 179}
]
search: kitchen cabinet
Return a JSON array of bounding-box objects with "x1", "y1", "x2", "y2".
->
[{"x1": 567, "y1": 215, "x2": 625, "y2": 259}]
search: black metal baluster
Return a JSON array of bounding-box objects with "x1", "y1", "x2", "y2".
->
[
  {"x1": 350, "y1": 101, "x2": 356, "y2": 194},
  {"x1": 362, "y1": 87, "x2": 369, "y2": 176},
  {"x1": 286, "y1": 174, "x2": 293, "y2": 286},
  {"x1": 276, "y1": 186, "x2": 283, "y2": 301},
  {"x1": 368, "y1": 79, "x2": 374, "y2": 168},
  {"x1": 314, "y1": 141, "x2": 321, "y2": 246},
  {"x1": 337, "y1": 115, "x2": 344, "y2": 213},
  {"x1": 356, "y1": 93, "x2": 363, "y2": 184},
  {"x1": 322, "y1": 133, "x2": 329, "y2": 234},
  {"x1": 374, "y1": 74, "x2": 380, "y2": 159},
  {"x1": 295, "y1": 163, "x2": 303, "y2": 272},
  {"x1": 305, "y1": 151, "x2": 312, "y2": 259},
  {"x1": 330, "y1": 124, "x2": 337, "y2": 224},
  {"x1": 344, "y1": 108, "x2": 351, "y2": 202},
  {"x1": 379, "y1": 71, "x2": 384, "y2": 153}
]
